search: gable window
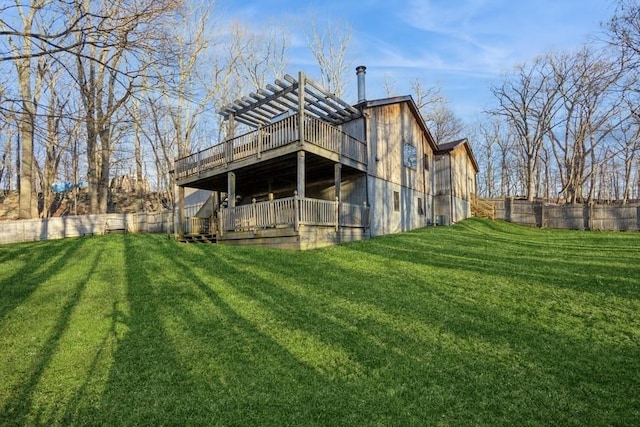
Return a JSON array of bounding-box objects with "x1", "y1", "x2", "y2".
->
[
  {"x1": 393, "y1": 191, "x2": 400, "y2": 211},
  {"x1": 424, "y1": 154, "x2": 429, "y2": 171},
  {"x1": 403, "y1": 143, "x2": 417, "y2": 169}
]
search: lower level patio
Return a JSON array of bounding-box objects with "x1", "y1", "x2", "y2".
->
[{"x1": 181, "y1": 194, "x2": 370, "y2": 249}]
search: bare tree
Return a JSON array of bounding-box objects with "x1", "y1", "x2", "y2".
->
[
  {"x1": 474, "y1": 121, "x2": 499, "y2": 197},
  {"x1": 609, "y1": 104, "x2": 640, "y2": 203},
  {"x1": 229, "y1": 20, "x2": 289, "y2": 93},
  {"x1": 70, "y1": 0, "x2": 180, "y2": 213},
  {"x1": 305, "y1": 19, "x2": 352, "y2": 97},
  {"x1": 0, "y1": 84, "x2": 15, "y2": 191},
  {"x1": 1, "y1": 1, "x2": 115, "y2": 61},
  {"x1": 607, "y1": 0, "x2": 640, "y2": 66},
  {"x1": 546, "y1": 47, "x2": 627, "y2": 203},
  {"x1": 411, "y1": 79, "x2": 464, "y2": 144},
  {"x1": 490, "y1": 55, "x2": 561, "y2": 201},
  {"x1": 382, "y1": 73, "x2": 397, "y2": 97},
  {"x1": 158, "y1": 2, "x2": 218, "y2": 157},
  {"x1": 0, "y1": 0, "x2": 50, "y2": 218},
  {"x1": 36, "y1": 62, "x2": 71, "y2": 217}
]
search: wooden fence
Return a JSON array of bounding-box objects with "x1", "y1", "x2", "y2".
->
[
  {"x1": 482, "y1": 198, "x2": 640, "y2": 231},
  {"x1": 0, "y1": 211, "x2": 175, "y2": 245}
]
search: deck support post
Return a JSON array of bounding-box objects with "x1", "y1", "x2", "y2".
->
[
  {"x1": 177, "y1": 185, "x2": 185, "y2": 237},
  {"x1": 212, "y1": 191, "x2": 220, "y2": 211},
  {"x1": 294, "y1": 190, "x2": 300, "y2": 232},
  {"x1": 298, "y1": 72, "x2": 305, "y2": 145},
  {"x1": 257, "y1": 125, "x2": 263, "y2": 159},
  {"x1": 297, "y1": 150, "x2": 305, "y2": 198},
  {"x1": 334, "y1": 163, "x2": 342, "y2": 201},
  {"x1": 228, "y1": 172, "x2": 236, "y2": 208},
  {"x1": 225, "y1": 114, "x2": 236, "y2": 167}
]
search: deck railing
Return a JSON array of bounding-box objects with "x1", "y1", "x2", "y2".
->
[
  {"x1": 184, "y1": 216, "x2": 216, "y2": 235},
  {"x1": 217, "y1": 194, "x2": 369, "y2": 234},
  {"x1": 175, "y1": 114, "x2": 366, "y2": 180}
]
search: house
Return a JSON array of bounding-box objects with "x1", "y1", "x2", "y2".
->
[
  {"x1": 173, "y1": 66, "x2": 477, "y2": 249},
  {"x1": 434, "y1": 138, "x2": 479, "y2": 225}
]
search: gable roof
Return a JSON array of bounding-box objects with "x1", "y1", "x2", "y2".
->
[
  {"x1": 435, "y1": 138, "x2": 479, "y2": 173},
  {"x1": 357, "y1": 96, "x2": 438, "y2": 151}
]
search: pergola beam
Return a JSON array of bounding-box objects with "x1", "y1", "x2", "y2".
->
[{"x1": 218, "y1": 72, "x2": 361, "y2": 128}]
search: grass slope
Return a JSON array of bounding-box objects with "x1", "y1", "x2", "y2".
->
[{"x1": 0, "y1": 219, "x2": 639, "y2": 426}]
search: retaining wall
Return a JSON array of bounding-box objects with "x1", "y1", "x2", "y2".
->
[{"x1": 0, "y1": 211, "x2": 175, "y2": 245}]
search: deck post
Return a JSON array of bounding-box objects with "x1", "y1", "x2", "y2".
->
[
  {"x1": 335, "y1": 196, "x2": 339, "y2": 231},
  {"x1": 212, "y1": 191, "x2": 220, "y2": 211},
  {"x1": 334, "y1": 163, "x2": 342, "y2": 201},
  {"x1": 252, "y1": 198, "x2": 257, "y2": 230},
  {"x1": 228, "y1": 172, "x2": 236, "y2": 208},
  {"x1": 225, "y1": 114, "x2": 236, "y2": 167},
  {"x1": 268, "y1": 192, "x2": 275, "y2": 226},
  {"x1": 298, "y1": 72, "x2": 305, "y2": 146},
  {"x1": 294, "y1": 190, "x2": 300, "y2": 231},
  {"x1": 177, "y1": 185, "x2": 185, "y2": 237},
  {"x1": 297, "y1": 150, "x2": 305, "y2": 198},
  {"x1": 257, "y1": 125, "x2": 262, "y2": 159}
]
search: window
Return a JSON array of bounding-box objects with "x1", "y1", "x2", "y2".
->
[
  {"x1": 393, "y1": 191, "x2": 400, "y2": 212},
  {"x1": 424, "y1": 153, "x2": 429, "y2": 170},
  {"x1": 418, "y1": 197, "x2": 424, "y2": 215},
  {"x1": 403, "y1": 143, "x2": 417, "y2": 169}
]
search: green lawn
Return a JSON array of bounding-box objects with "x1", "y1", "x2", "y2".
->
[{"x1": 1, "y1": 219, "x2": 639, "y2": 426}]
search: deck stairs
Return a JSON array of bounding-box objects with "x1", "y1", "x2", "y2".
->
[
  {"x1": 179, "y1": 233, "x2": 217, "y2": 244},
  {"x1": 471, "y1": 195, "x2": 496, "y2": 220}
]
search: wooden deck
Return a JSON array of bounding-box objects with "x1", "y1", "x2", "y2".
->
[
  {"x1": 174, "y1": 115, "x2": 367, "y2": 185},
  {"x1": 181, "y1": 196, "x2": 370, "y2": 249}
]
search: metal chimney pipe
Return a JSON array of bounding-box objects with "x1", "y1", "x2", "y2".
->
[{"x1": 356, "y1": 65, "x2": 367, "y2": 103}]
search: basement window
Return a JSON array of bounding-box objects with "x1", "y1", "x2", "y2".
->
[{"x1": 393, "y1": 191, "x2": 400, "y2": 211}]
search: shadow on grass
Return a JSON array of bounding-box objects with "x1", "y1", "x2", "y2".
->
[
  {"x1": 77, "y1": 235, "x2": 330, "y2": 425},
  {"x1": 343, "y1": 219, "x2": 640, "y2": 300},
  {"x1": 76, "y1": 234, "x2": 206, "y2": 425},
  {"x1": 0, "y1": 237, "x2": 88, "y2": 322},
  {"x1": 198, "y1": 225, "x2": 640, "y2": 425},
  {"x1": 162, "y1": 244, "x2": 454, "y2": 423},
  {"x1": 0, "y1": 238, "x2": 101, "y2": 426},
  {"x1": 4, "y1": 229, "x2": 637, "y2": 425}
]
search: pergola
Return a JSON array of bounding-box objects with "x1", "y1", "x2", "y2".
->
[{"x1": 218, "y1": 72, "x2": 361, "y2": 130}]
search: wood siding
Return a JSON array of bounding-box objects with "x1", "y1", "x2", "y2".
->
[
  {"x1": 365, "y1": 102, "x2": 434, "y2": 236},
  {"x1": 434, "y1": 143, "x2": 476, "y2": 223}
]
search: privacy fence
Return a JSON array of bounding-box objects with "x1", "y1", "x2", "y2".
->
[
  {"x1": 483, "y1": 198, "x2": 640, "y2": 231},
  {"x1": 0, "y1": 211, "x2": 175, "y2": 245}
]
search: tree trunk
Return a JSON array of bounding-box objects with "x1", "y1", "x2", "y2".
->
[{"x1": 98, "y1": 127, "x2": 110, "y2": 213}]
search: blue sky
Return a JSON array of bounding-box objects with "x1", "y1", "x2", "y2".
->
[{"x1": 217, "y1": 0, "x2": 616, "y2": 123}]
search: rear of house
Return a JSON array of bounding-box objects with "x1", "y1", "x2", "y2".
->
[{"x1": 173, "y1": 66, "x2": 478, "y2": 248}]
